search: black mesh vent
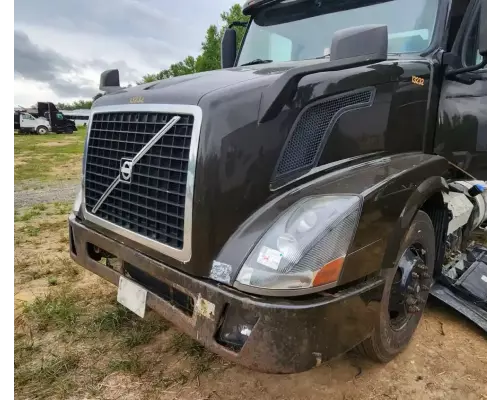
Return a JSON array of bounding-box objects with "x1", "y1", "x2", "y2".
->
[
  {"x1": 274, "y1": 88, "x2": 374, "y2": 180},
  {"x1": 84, "y1": 111, "x2": 194, "y2": 249}
]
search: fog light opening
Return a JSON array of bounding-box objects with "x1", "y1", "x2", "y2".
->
[
  {"x1": 87, "y1": 243, "x2": 103, "y2": 261},
  {"x1": 86, "y1": 243, "x2": 116, "y2": 264},
  {"x1": 216, "y1": 305, "x2": 258, "y2": 353}
]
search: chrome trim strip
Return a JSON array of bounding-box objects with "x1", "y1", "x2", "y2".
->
[
  {"x1": 92, "y1": 176, "x2": 121, "y2": 213},
  {"x1": 91, "y1": 115, "x2": 181, "y2": 213},
  {"x1": 82, "y1": 103, "x2": 203, "y2": 263}
]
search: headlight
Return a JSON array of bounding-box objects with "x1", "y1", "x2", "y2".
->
[
  {"x1": 72, "y1": 187, "x2": 83, "y2": 215},
  {"x1": 235, "y1": 195, "x2": 361, "y2": 291}
]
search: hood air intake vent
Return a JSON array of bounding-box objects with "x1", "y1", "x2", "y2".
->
[{"x1": 272, "y1": 88, "x2": 375, "y2": 184}]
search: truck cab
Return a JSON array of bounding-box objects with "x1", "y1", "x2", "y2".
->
[
  {"x1": 69, "y1": 0, "x2": 487, "y2": 373},
  {"x1": 18, "y1": 112, "x2": 51, "y2": 134},
  {"x1": 38, "y1": 102, "x2": 77, "y2": 134}
]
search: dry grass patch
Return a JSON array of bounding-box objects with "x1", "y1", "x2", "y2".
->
[
  {"x1": 14, "y1": 203, "x2": 79, "y2": 288},
  {"x1": 14, "y1": 127, "x2": 85, "y2": 184}
]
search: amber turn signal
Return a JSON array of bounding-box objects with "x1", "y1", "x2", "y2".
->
[{"x1": 312, "y1": 257, "x2": 345, "y2": 287}]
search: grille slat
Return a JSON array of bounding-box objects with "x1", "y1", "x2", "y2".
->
[
  {"x1": 85, "y1": 170, "x2": 187, "y2": 197},
  {"x1": 85, "y1": 111, "x2": 193, "y2": 249}
]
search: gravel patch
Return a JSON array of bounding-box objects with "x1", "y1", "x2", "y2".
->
[{"x1": 15, "y1": 181, "x2": 80, "y2": 208}]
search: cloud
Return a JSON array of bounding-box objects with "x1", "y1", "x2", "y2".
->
[
  {"x1": 14, "y1": 29, "x2": 141, "y2": 99},
  {"x1": 14, "y1": 30, "x2": 73, "y2": 82},
  {"x1": 14, "y1": 0, "x2": 240, "y2": 105},
  {"x1": 84, "y1": 60, "x2": 141, "y2": 83},
  {"x1": 14, "y1": 0, "x2": 235, "y2": 61}
]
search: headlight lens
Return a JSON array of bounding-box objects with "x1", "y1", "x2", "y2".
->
[
  {"x1": 72, "y1": 187, "x2": 83, "y2": 215},
  {"x1": 235, "y1": 195, "x2": 361, "y2": 291}
]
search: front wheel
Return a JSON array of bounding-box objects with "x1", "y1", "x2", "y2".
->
[
  {"x1": 357, "y1": 210, "x2": 435, "y2": 362},
  {"x1": 36, "y1": 126, "x2": 49, "y2": 135}
]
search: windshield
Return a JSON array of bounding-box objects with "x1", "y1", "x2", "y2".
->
[{"x1": 237, "y1": 0, "x2": 439, "y2": 65}]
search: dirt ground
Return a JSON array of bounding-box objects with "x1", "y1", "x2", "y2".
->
[{"x1": 14, "y1": 203, "x2": 487, "y2": 400}]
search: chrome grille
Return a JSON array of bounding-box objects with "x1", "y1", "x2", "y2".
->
[{"x1": 84, "y1": 109, "x2": 194, "y2": 250}]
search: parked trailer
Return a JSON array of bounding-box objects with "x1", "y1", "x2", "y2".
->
[
  {"x1": 69, "y1": 0, "x2": 487, "y2": 373},
  {"x1": 61, "y1": 109, "x2": 91, "y2": 127}
]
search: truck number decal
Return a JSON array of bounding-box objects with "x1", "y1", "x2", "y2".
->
[{"x1": 412, "y1": 76, "x2": 425, "y2": 86}]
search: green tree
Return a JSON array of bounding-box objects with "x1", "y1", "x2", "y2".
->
[
  {"x1": 195, "y1": 25, "x2": 221, "y2": 72},
  {"x1": 56, "y1": 99, "x2": 93, "y2": 110},
  {"x1": 220, "y1": 4, "x2": 248, "y2": 48},
  {"x1": 138, "y1": 3, "x2": 249, "y2": 84}
]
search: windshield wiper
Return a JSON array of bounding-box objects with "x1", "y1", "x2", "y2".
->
[{"x1": 240, "y1": 59, "x2": 273, "y2": 66}]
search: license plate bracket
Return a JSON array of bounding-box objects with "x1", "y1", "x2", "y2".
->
[{"x1": 117, "y1": 276, "x2": 147, "y2": 318}]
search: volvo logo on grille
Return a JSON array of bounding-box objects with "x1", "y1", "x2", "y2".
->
[{"x1": 120, "y1": 158, "x2": 133, "y2": 183}]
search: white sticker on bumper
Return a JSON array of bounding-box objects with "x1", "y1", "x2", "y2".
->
[{"x1": 195, "y1": 295, "x2": 215, "y2": 320}]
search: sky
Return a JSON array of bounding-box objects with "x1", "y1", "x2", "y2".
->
[{"x1": 14, "y1": 0, "x2": 238, "y2": 106}]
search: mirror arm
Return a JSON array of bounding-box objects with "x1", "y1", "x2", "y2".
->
[
  {"x1": 228, "y1": 21, "x2": 248, "y2": 29},
  {"x1": 446, "y1": 54, "x2": 487, "y2": 78}
]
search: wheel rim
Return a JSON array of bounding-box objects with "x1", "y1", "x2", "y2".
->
[
  {"x1": 39, "y1": 128, "x2": 47, "y2": 134},
  {"x1": 388, "y1": 245, "x2": 432, "y2": 331}
]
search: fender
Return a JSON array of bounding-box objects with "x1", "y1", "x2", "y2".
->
[
  {"x1": 212, "y1": 152, "x2": 450, "y2": 290},
  {"x1": 377, "y1": 175, "x2": 449, "y2": 279}
]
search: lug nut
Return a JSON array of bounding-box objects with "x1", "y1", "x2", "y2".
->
[
  {"x1": 412, "y1": 272, "x2": 419, "y2": 279},
  {"x1": 421, "y1": 272, "x2": 431, "y2": 279},
  {"x1": 406, "y1": 296, "x2": 418, "y2": 306},
  {"x1": 408, "y1": 305, "x2": 421, "y2": 313},
  {"x1": 416, "y1": 264, "x2": 428, "y2": 272}
]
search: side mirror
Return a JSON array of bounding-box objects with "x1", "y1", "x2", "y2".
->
[
  {"x1": 479, "y1": 0, "x2": 486, "y2": 56},
  {"x1": 221, "y1": 28, "x2": 237, "y2": 69},
  {"x1": 330, "y1": 24, "x2": 388, "y2": 65},
  {"x1": 99, "y1": 69, "x2": 120, "y2": 92},
  {"x1": 258, "y1": 24, "x2": 388, "y2": 123}
]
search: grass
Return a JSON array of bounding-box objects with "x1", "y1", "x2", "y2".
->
[
  {"x1": 14, "y1": 201, "x2": 222, "y2": 399},
  {"x1": 14, "y1": 204, "x2": 48, "y2": 222},
  {"x1": 22, "y1": 292, "x2": 82, "y2": 331},
  {"x1": 15, "y1": 126, "x2": 86, "y2": 184},
  {"x1": 15, "y1": 202, "x2": 72, "y2": 223},
  {"x1": 15, "y1": 353, "x2": 80, "y2": 388},
  {"x1": 122, "y1": 318, "x2": 168, "y2": 348},
  {"x1": 91, "y1": 303, "x2": 169, "y2": 348},
  {"x1": 170, "y1": 332, "x2": 218, "y2": 378},
  {"x1": 108, "y1": 355, "x2": 146, "y2": 375},
  {"x1": 91, "y1": 304, "x2": 134, "y2": 332},
  {"x1": 19, "y1": 225, "x2": 41, "y2": 237}
]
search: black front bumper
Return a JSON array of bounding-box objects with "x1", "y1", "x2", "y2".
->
[{"x1": 69, "y1": 214, "x2": 384, "y2": 373}]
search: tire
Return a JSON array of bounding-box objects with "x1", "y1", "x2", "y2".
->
[
  {"x1": 36, "y1": 126, "x2": 49, "y2": 135},
  {"x1": 357, "y1": 210, "x2": 435, "y2": 362}
]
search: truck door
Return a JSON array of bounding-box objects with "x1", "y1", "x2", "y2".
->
[
  {"x1": 434, "y1": 0, "x2": 486, "y2": 180},
  {"x1": 20, "y1": 113, "x2": 36, "y2": 129}
]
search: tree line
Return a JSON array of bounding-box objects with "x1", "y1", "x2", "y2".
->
[{"x1": 55, "y1": 99, "x2": 94, "y2": 110}]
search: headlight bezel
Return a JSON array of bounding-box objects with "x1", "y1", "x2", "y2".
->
[{"x1": 233, "y1": 194, "x2": 362, "y2": 297}]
